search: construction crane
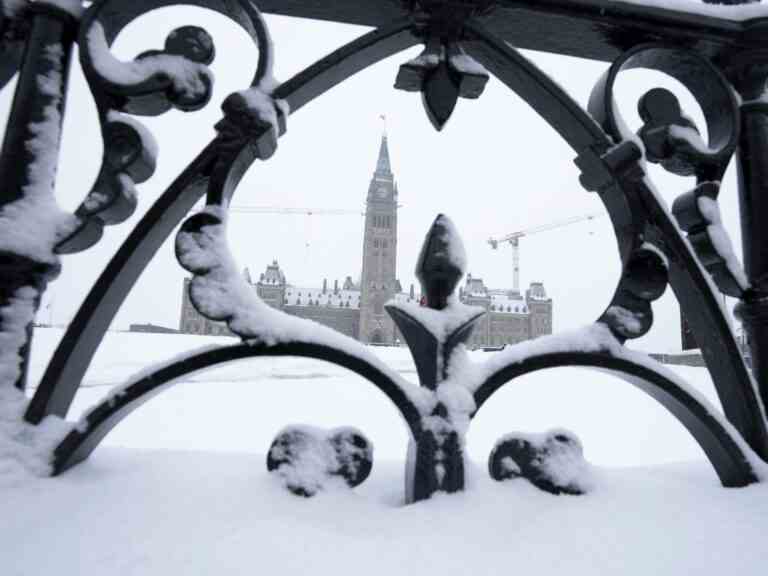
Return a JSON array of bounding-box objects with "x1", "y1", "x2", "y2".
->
[{"x1": 488, "y1": 212, "x2": 605, "y2": 292}]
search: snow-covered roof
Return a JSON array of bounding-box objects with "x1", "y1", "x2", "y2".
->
[
  {"x1": 258, "y1": 260, "x2": 286, "y2": 286},
  {"x1": 393, "y1": 292, "x2": 420, "y2": 305},
  {"x1": 284, "y1": 287, "x2": 361, "y2": 309},
  {"x1": 489, "y1": 292, "x2": 528, "y2": 314}
]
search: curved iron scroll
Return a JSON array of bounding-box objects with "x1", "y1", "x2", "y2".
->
[
  {"x1": 587, "y1": 43, "x2": 768, "y2": 459},
  {"x1": 55, "y1": 0, "x2": 276, "y2": 254},
  {"x1": 52, "y1": 341, "x2": 424, "y2": 475},
  {"x1": 26, "y1": 16, "x2": 421, "y2": 424},
  {"x1": 10, "y1": 1, "x2": 766, "y2": 502},
  {"x1": 461, "y1": 22, "x2": 768, "y2": 460},
  {"x1": 472, "y1": 346, "x2": 759, "y2": 488}
]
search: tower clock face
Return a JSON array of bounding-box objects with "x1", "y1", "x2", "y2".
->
[{"x1": 377, "y1": 187, "x2": 388, "y2": 198}]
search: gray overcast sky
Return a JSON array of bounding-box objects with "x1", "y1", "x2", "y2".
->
[{"x1": 0, "y1": 7, "x2": 746, "y2": 353}]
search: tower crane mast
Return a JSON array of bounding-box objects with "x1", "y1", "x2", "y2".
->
[{"x1": 488, "y1": 212, "x2": 604, "y2": 292}]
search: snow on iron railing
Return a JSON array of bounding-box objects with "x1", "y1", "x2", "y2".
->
[
  {"x1": 175, "y1": 205, "x2": 434, "y2": 416},
  {"x1": 0, "y1": 40, "x2": 78, "y2": 481}
]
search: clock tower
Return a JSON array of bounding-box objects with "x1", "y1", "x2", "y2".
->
[{"x1": 360, "y1": 132, "x2": 398, "y2": 344}]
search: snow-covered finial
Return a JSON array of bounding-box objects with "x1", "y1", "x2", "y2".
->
[
  {"x1": 415, "y1": 214, "x2": 467, "y2": 310},
  {"x1": 386, "y1": 215, "x2": 484, "y2": 390},
  {"x1": 379, "y1": 114, "x2": 387, "y2": 137}
]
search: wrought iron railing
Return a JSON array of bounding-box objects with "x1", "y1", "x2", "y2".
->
[{"x1": 2, "y1": 0, "x2": 768, "y2": 503}]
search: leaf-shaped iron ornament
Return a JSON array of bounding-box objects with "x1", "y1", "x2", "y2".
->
[
  {"x1": 395, "y1": 40, "x2": 488, "y2": 130},
  {"x1": 387, "y1": 214, "x2": 484, "y2": 388}
]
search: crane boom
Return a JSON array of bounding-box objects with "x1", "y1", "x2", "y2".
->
[
  {"x1": 488, "y1": 212, "x2": 604, "y2": 248},
  {"x1": 488, "y1": 211, "x2": 605, "y2": 292}
]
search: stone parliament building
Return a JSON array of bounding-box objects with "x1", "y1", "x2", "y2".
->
[{"x1": 179, "y1": 134, "x2": 553, "y2": 348}]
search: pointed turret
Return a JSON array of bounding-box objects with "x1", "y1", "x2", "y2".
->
[{"x1": 375, "y1": 133, "x2": 392, "y2": 178}]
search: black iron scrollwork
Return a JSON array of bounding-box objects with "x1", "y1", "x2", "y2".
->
[
  {"x1": 585, "y1": 43, "x2": 768, "y2": 460},
  {"x1": 2, "y1": 1, "x2": 766, "y2": 507},
  {"x1": 56, "y1": 0, "x2": 275, "y2": 254},
  {"x1": 26, "y1": 0, "x2": 295, "y2": 423},
  {"x1": 590, "y1": 44, "x2": 747, "y2": 299},
  {"x1": 55, "y1": 210, "x2": 762, "y2": 496}
]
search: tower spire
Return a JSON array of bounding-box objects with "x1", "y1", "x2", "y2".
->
[{"x1": 375, "y1": 117, "x2": 392, "y2": 177}]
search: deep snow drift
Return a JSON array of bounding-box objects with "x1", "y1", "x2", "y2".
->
[{"x1": 2, "y1": 328, "x2": 767, "y2": 575}]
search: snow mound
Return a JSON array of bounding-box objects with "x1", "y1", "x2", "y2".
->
[
  {"x1": 267, "y1": 425, "x2": 373, "y2": 496},
  {"x1": 489, "y1": 428, "x2": 595, "y2": 495}
]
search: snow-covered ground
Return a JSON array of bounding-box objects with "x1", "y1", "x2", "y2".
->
[{"x1": 4, "y1": 327, "x2": 768, "y2": 575}]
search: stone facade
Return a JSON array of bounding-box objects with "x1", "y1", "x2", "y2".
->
[
  {"x1": 179, "y1": 132, "x2": 553, "y2": 347},
  {"x1": 460, "y1": 276, "x2": 552, "y2": 349}
]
